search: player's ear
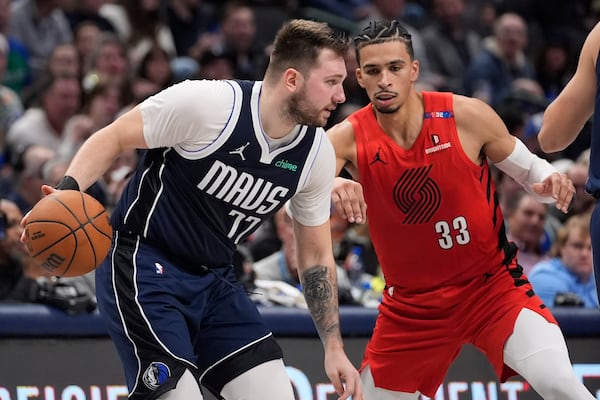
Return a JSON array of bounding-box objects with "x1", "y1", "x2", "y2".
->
[
  {"x1": 356, "y1": 68, "x2": 366, "y2": 88},
  {"x1": 410, "y1": 59, "x2": 420, "y2": 83},
  {"x1": 283, "y1": 68, "x2": 302, "y2": 92}
]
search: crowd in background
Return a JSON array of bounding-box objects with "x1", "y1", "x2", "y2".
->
[{"x1": 0, "y1": 0, "x2": 597, "y2": 311}]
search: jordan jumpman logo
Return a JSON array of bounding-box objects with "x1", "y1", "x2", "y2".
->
[
  {"x1": 229, "y1": 142, "x2": 250, "y2": 160},
  {"x1": 370, "y1": 147, "x2": 387, "y2": 165}
]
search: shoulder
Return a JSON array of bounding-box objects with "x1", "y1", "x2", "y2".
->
[
  {"x1": 326, "y1": 118, "x2": 357, "y2": 163},
  {"x1": 327, "y1": 119, "x2": 355, "y2": 141},
  {"x1": 452, "y1": 94, "x2": 495, "y2": 118},
  {"x1": 453, "y1": 94, "x2": 506, "y2": 137},
  {"x1": 161, "y1": 79, "x2": 236, "y2": 98},
  {"x1": 142, "y1": 80, "x2": 236, "y2": 114}
]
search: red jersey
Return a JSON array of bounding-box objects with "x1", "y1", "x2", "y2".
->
[{"x1": 350, "y1": 92, "x2": 507, "y2": 289}]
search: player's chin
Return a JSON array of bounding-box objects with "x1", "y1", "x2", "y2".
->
[{"x1": 317, "y1": 111, "x2": 332, "y2": 126}]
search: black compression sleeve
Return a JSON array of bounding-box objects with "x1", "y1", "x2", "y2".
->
[{"x1": 54, "y1": 175, "x2": 80, "y2": 191}]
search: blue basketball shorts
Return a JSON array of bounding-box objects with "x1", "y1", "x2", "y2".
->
[{"x1": 95, "y1": 233, "x2": 283, "y2": 399}]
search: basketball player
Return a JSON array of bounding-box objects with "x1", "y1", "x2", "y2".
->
[
  {"x1": 23, "y1": 20, "x2": 362, "y2": 400},
  {"x1": 537, "y1": 21, "x2": 600, "y2": 304},
  {"x1": 326, "y1": 20, "x2": 594, "y2": 399}
]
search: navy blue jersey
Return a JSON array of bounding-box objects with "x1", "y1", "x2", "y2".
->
[
  {"x1": 588, "y1": 51, "x2": 600, "y2": 195},
  {"x1": 111, "y1": 80, "x2": 322, "y2": 269}
]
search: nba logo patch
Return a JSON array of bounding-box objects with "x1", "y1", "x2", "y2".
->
[
  {"x1": 154, "y1": 262, "x2": 164, "y2": 275},
  {"x1": 142, "y1": 362, "x2": 171, "y2": 390}
]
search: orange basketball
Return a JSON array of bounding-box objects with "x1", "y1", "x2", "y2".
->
[{"x1": 24, "y1": 190, "x2": 113, "y2": 277}]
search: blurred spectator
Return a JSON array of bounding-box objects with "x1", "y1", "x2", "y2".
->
[
  {"x1": 0, "y1": 0, "x2": 31, "y2": 96},
  {"x1": 40, "y1": 153, "x2": 108, "y2": 207},
  {"x1": 0, "y1": 33, "x2": 23, "y2": 157},
  {"x1": 63, "y1": 0, "x2": 116, "y2": 34},
  {"x1": 205, "y1": 1, "x2": 267, "y2": 80},
  {"x1": 196, "y1": 49, "x2": 234, "y2": 80},
  {"x1": 46, "y1": 43, "x2": 80, "y2": 78},
  {"x1": 119, "y1": 0, "x2": 177, "y2": 70},
  {"x1": 421, "y1": 0, "x2": 482, "y2": 93},
  {"x1": 299, "y1": 0, "x2": 372, "y2": 23},
  {"x1": 59, "y1": 78, "x2": 127, "y2": 160},
  {"x1": 253, "y1": 206, "x2": 302, "y2": 286},
  {"x1": 504, "y1": 189, "x2": 550, "y2": 274},
  {"x1": 253, "y1": 206, "x2": 356, "y2": 305},
  {"x1": 495, "y1": 79, "x2": 549, "y2": 156},
  {"x1": 548, "y1": 158, "x2": 595, "y2": 224},
  {"x1": 248, "y1": 0, "x2": 296, "y2": 51},
  {"x1": 82, "y1": 31, "x2": 130, "y2": 87},
  {"x1": 8, "y1": 0, "x2": 73, "y2": 80},
  {"x1": 495, "y1": 166, "x2": 562, "y2": 246},
  {"x1": 40, "y1": 154, "x2": 69, "y2": 186},
  {"x1": 7, "y1": 73, "x2": 80, "y2": 154},
  {"x1": 463, "y1": 0, "x2": 497, "y2": 37},
  {"x1": 102, "y1": 147, "x2": 138, "y2": 210},
  {"x1": 499, "y1": 0, "x2": 590, "y2": 55},
  {"x1": 73, "y1": 20, "x2": 102, "y2": 69},
  {"x1": 246, "y1": 214, "x2": 280, "y2": 262},
  {"x1": 336, "y1": 220, "x2": 379, "y2": 277},
  {"x1": 356, "y1": 0, "x2": 438, "y2": 87},
  {"x1": 529, "y1": 214, "x2": 598, "y2": 308},
  {"x1": 166, "y1": 0, "x2": 217, "y2": 58},
  {"x1": 464, "y1": 12, "x2": 536, "y2": 108},
  {"x1": 534, "y1": 31, "x2": 576, "y2": 102},
  {"x1": 0, "y1": 198, "x2": 45, "y2": 301},
  {"x1": 4, "y1": 144, "x2": 55, "y2": 213},
  {"x1": 132, "y1": 44, "x2": 174, "y2": 101}
]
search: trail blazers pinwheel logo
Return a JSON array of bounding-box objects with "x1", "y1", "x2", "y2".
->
[{"x1": 393, "y1": 165, "x2": 441, "y2": 223}]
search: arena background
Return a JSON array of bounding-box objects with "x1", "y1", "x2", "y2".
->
[{"x1": 1, "y1": 305, "x2": 600, "y2": 400}]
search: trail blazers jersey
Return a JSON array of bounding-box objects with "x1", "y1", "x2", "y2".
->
[
  {"x1": 112, "y1": 80, "x2": 324, "y2": 269},
  {"x1": 350, "y1": 92, "x2": 508, "y2": 288}
]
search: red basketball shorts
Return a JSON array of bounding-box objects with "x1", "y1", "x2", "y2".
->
[{"x1": 360, "y1": 262, "x2": 556, "y2": 397}]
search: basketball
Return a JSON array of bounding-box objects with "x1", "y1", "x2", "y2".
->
[{"x1": 24, "y1": 190, "x2": 113, "y2": 277}]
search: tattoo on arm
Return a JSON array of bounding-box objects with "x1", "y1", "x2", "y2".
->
[{"x1": 301, "y1": 265, "x2": 340, "y2": 343}]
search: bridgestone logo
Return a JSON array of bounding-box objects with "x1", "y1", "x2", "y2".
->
[{"x1": 425, "y1": 142, "x2": 452, "y2": 154}]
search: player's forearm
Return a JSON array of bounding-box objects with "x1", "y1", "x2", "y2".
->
[
  {"x1": 300, "y1": 264, "x2": 344, "y2": 348},
  {"x1": 64, "y1": 129, "x2": 122, "y2": 191}
]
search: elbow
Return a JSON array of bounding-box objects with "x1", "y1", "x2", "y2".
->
[{"x1": 537, "y1": 132, "x2": 563, "y2": 154}]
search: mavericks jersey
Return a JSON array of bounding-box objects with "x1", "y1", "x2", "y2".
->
[
  {"x1": 112, "y1": 80, "x2": 329, "y2": 269},
  {"x1": 586, "y1": 50, "x2": 600, "y2": 196},
  {"x1": 350, "y1": 92, "x2": 508, "y2": 288}
]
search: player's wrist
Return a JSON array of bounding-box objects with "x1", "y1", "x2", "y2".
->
[{"x1": 55, "y1": 175, "x2": 80, "y2": 191}]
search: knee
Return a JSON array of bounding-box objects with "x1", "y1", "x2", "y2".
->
[
  {"x1": 220, "y1": 359, "x2": 295, "y2": 400},
  {"x1": 531, "y1": 365, "x2": 581, "y2": 400}
]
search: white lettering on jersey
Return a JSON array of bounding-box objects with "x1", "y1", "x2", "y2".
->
[{"x1": 197, "y1": 160, "x2": 289, "y2": 215}]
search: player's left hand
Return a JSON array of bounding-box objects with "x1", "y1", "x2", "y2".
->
[
  {"x1": 19, "y1": 184, "x2": 57, "y2": 245},
  {"x1": 532, "y1": 172, "x2": 576, "y2": 213},
  {"x1": 332, "y1": 177, "x2": 367, "y2": 224},
  {"x1": 324, "y1": 347, "x2": 363, "y2": 400}
]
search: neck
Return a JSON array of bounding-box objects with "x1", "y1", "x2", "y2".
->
[
  {"x1": 375, "y1": 90, "x2": 424, "y2": 148},
  {"x1": 259, "y1": 83, "x2": 296, "y2": 140}
]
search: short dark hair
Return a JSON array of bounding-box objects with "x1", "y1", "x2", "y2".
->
[
  {"x1": 354, "y1": 20, "x2": 414, "y2": 63},
  {"x1": 264, "y1": 19, "x2": 350, "y2": 82}
]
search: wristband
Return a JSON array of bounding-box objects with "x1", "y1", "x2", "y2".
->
[{"x1": 55, "y1": 175, "x2": 80, "y2": 191}]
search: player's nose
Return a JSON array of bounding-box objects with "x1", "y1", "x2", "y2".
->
[{"x1": 333, "y1": 85, "x2": 346, "y2": 104}]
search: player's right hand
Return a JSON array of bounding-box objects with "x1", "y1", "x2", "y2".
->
[{"x1": 332, "y1": 177, "x2": 367, "y2": 224}]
